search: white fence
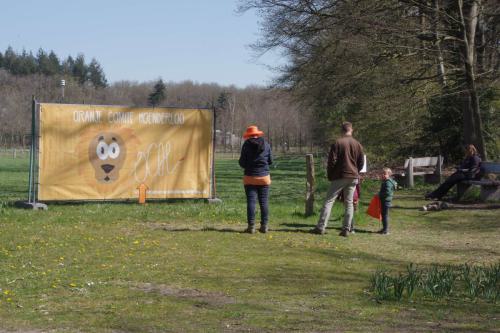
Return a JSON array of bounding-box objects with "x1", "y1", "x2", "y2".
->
[{"x1": 0, "y1": 148, "x2": 30, "y2": 159}]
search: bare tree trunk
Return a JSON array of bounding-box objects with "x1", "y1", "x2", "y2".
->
[
  {"x1": 229, "y1": 94, "x2": 236, "y2": 158},
  {"x1": 458, "y1": 0, "x2": 487, "y2": 159},
  {"x1": 432, "y1": 0, "x2": 448, "y2": 87},
  {"x1": 281, "y1": 126, "x2": 286, "y2": 154},
  {"x1": 223, "y1": 125, "x2": 227, "y2": 153}
]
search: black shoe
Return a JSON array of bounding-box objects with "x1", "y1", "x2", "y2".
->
[
  {"x1": 310, "y1": 227, "x2": 326, "y2": 235},
  {"x1": 377, "y1": 229, "x2": 389, "y2": 235},
  {"x1": 244, "y1": 225, "x2": 255, "y2": 234},
  {"x1": 259, "y1": 225, "x2": 268, "y2": 233},
  {"x1": 339, "y1": 230, "x2": 349, "y2": 237},
  {"x1": 425, "y1": 192, "x2": 440, "y2": 201}
]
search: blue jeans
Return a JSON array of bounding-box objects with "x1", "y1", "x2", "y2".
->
[
  {"x1": 244, "y1": 185, "x2": 269, "y2": 226},
  {"x1": 381, "y1": 200, "x2": 391, "y2": 232}
]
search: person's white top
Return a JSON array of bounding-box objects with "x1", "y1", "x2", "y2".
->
[{"x1": 360, "y1": 155, "x2": 367, "y2": 173}]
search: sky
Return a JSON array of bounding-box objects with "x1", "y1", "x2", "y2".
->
[{"x1": 0, "y1": 0, "x2": 284, "y2": 87}]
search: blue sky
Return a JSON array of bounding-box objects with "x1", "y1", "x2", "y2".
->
[{"x1": 0, "y1": 0, "x2": 283, "y2": 87}]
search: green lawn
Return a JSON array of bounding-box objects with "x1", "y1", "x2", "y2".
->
[{"x1": 0, "y1": 155, "x2": 498, "y2": 332}]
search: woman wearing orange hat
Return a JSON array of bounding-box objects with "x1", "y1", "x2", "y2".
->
[{"x1": 239, "y1": 125, "x2": 273, "y2": 233}]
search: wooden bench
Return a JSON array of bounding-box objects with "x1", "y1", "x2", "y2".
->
[
  {"x1": 457, "y1": 161, "x2": 500, "y2": 201},
  {"x1": 395, "y1": 156, "x2": 443, "y2": 188}
]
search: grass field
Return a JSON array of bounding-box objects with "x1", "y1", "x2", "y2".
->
[{"x1": 0, "y1": 155, "x2": 499, "y2": 332}]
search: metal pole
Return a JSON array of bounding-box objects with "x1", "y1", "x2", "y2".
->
[
  {"x1": 34, "y1": 102, "x2": 40, "y2": 203},
  {"x1": 27, "y1": 96, "x2": 36, "y2": 203},
  {"x1": 211, "y1": 107, "x2": 217, "y2": 199},
  {"x1": 61, "y1": 79, "x2": 65, "y2": 101}
]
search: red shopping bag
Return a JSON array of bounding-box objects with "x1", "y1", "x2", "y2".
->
[{"x1": 366, "y1": 194, "x2": 382, "y2": 221}]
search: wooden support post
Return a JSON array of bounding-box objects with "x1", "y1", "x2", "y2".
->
[
  {"x1": 456, "y1": 183, "x2": 471, "y2": 201},
  {"x1": 305, "y1": 154, "x2": 315, "y2": 216},
  {"x1": 407, "y1": 157, "x2": 414, "y2": 188},
  {"x1": 437, "y1": 155, "x2": 443, "y2": 184}
]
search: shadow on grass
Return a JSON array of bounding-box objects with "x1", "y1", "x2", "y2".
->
[
  {"x1": 163, "y1": 226, "x2": 313, "y2": 234},
  {"x1": 291, "y1": 211, "x2": 317, "y2": 218},
  {"x1": 162, "y1": 224, "x2": 379, "y2": 235},
  {"x1": 279, "y1": 222, "x2": 377, "y2": 234},
  {"x1": 402, "y1": 241, "x2": 500, "y2": 257},
  {"x1": 423, "y1": 213, "x2": 499, "y2": 232},
  {"x1": 392, "y1": 205, "x2": 423, "y2": 210},
  {"x1": 279, "y1": 222, "x2": 312, "y2": 228},
  {"x1": 10, "y1": 198, "x2": 211, "y2": 207}
]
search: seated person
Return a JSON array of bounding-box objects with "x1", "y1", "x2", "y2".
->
[{"x1": 425, "y1": 144, "x2": 481, "y2": 200}]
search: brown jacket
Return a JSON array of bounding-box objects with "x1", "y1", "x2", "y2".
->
[{"x1": 327, "y1": 135, "x2": 364, "y2": 181}]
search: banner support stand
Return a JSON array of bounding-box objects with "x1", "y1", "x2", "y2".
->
[
  {"x1": 207, "y1": 106, "x2": 222, "y2": 204},
  {"x1": 15, "y1": 96, "x2": 47, "y2": 210}
]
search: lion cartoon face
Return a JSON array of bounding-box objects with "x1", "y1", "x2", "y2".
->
[{"x1": 88, "y1": 132, "x2": 126, "y2": 183}]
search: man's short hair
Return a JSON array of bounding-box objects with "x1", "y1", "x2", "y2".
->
[
  {"x1": 383, "y1": 167, "x2": 393, "y2": 176},
  {"x1": 341, "y1": 122, "x2": 353, "y2": 133}
]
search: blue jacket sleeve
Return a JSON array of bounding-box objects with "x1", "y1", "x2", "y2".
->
[
  {"x1": 239, "y1": 144, "x2": 248, "y2": 169},
  {"x1": 267, "y1": 143, "x2": 273, "y2": 166}
]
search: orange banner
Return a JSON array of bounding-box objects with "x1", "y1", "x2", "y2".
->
[{"x1": 38, "y1": 104, "x2": 213, "y2": 200}]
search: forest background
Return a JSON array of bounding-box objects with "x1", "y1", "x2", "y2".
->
[{"x1": 1, "y1": 0, "x2": 499, "y2": 165}]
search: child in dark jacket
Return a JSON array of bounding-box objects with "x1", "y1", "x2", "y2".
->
[
  {"x1": 378, "y1": 168, "x2": 397, "y2": 235},
  {"x1": 238, "y1": 126, "x2": 273, "y2": 234}
]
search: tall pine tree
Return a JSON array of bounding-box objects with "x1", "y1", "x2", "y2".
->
[
  {"x1": 88, "y1": 58, "x2": 108, "y2": 88},
  {"x1": 47, "y1": 51, "x2": 61, "y2": 75},
  {"x1": 148, "y1": 79, "x2": 166, "y2": 107},
  {"x1": 72, "y1": 54, "x2": 88, "y2": 85}
]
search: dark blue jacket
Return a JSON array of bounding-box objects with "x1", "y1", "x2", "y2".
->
[
  {"x1": 238, "y1": 137, "x2": 273, "y2": 176},
  {"x1": 459, "y1": 155, "x2": 481, "y2": 179}
]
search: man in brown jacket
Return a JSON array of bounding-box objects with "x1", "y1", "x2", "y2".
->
[{"x1": 311, "y1": 122, "x2": 364, "y2": 237}]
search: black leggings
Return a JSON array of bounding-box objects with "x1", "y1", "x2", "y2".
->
[{"x1": 430, "y1": 172, "x2": 467, "y2": 199}]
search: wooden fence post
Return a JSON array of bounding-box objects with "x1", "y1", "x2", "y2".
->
[{"x1": 305, "y1": 154, "x2": 315, "y2": 216}]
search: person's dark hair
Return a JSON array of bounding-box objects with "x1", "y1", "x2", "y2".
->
[{"x1": 341, "y1": 122, "x2": 353, "y2": 133}]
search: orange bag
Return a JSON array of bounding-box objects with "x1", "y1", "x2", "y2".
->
[{"x1": 366, "y1": 194, "x2": 382, "y2": 221}]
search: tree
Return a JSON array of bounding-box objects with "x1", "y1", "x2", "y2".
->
[
  {"x1": 14, "y1": 50, "x2": 37, "y2": 75},
  {"x1": 36, "y1": 48, "x2": 51, "y2": 75},
  {"x1": 2, "y1": 47, "x2": 17, "y2": 72},
  {"x1": 88, "y1": 58, "x2": 108, "y2": 88},
  {"x1": 239, "y1": 0, "x2": 499, "y2": 161},
  {"x1": 72, "y1": 54, "x2": 88, "y2": 85},
  {"x1": 62, "y1": 55, "x2": 75, "y2": 76},
  {"x1": 47, "y1": 51, "x2": 61, "y2": 75},
  {"x1": 147, "y1": 79, "x2": 166, "y2": 107}
]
